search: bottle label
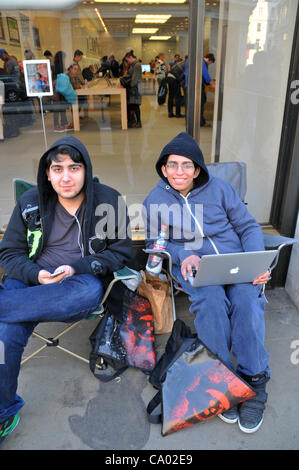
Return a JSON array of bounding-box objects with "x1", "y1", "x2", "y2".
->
[{"x1": 152, "y1": 244, "x2": 166, "y2": 251}]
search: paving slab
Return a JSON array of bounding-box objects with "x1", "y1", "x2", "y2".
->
[{"x1": 1, "y1": 288, "x2": 299, "y2": 451}]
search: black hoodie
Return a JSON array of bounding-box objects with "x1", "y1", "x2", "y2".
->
[{"x1": 0, "y1": 136, "x2": 132, "y2": 285}]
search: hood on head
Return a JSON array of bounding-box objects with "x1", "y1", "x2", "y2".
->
[
  {"x1": 155, "y1": 132, "x2": 209, "y2": 187},
  {"x1": 37, "y1": 136, "x2": 94, "y2": 210}
]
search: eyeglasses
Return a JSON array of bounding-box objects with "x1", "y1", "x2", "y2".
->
[{"x1": 165, "y1": 163, "x2": 195, "y2": 171}]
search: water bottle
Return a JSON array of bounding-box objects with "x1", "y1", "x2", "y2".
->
[
  {"x1": 146, "y1": 225, "x2": 168, "y2": 276},
  {"x1": 84, "y1": 79, "x2": 88, "y2": 89}
]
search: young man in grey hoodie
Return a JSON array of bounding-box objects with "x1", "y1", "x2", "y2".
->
[{"x1": 143, "y1": 132, "x2": 270, "y2": 434}]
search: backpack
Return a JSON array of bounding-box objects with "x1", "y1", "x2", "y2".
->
[
  {"x1": 157, "y1": 78, "x2": 167, "y2": 105},
  {"x1": 170, "y1": 62, "x2": 185, "y2": 84},
  {"x1": 55, "y1": 73, "x2": 76, "y2": 104},
  {"x1": 148, "y1": 319, "x2": 195, "y2": 391}
]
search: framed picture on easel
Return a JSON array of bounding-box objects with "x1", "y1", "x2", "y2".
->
[
  {"x1": 23, "y1": 59, "x2": 53, "y2": 151},
  {"x1": 23, "y1": 59, "x2": 53, "y2": 97}
]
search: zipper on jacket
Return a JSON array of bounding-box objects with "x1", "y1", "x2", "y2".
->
[{"x1": 181, "y1": 193, "x2": 219, "y2": 255}]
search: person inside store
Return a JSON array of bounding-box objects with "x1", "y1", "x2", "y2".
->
[
  {"x1": 169, "y1": 53, "x2": 181, "y2": 67},
  {"x1": 167, "y1": 57, "x2": 185, "y2": 118},
  {"x1": 0, "y1": 49, "x2": 19, "y2": 75},
  {"x1": 0, "y1": 136, "x2": 132, "y2": 445},
  {"x1": 143, "y1": 131, "x2": 271, "y2": 434},
  {"x1": 72, "y1": 49, "x2": 88, "y2": 119},
  {"x1": 97, "y1": 55, "x2": 111, "y2": 77},
  {"x1": 154, "y1": 52, "x2": 168, "y2": 89},
  {"x1": 82, "y1": 64, "x2": 95, "y2": 82},
  {"x1": 51, "y1": 50, "x2": 70, "y2": 132},
  {"x1": 44, "y1": 50, "x2": 55, "y2": 77},
  {"x1": 201, "y1": 52, "x2": 216, "y2": 127},
  {"x1": 108, "y1": 55, "x2": 120, "y2": 78},
  {"x1": 120, "y1": 50, "x2": 142, "y2": 129}
]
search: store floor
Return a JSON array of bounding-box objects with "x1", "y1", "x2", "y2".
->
[{"x1": 1, "y1": 287, "x2": 298, "y2": 451}]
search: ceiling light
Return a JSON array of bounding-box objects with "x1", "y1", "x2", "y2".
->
[
  {"x1": 94, "y1": 7, "x2": 108, "y2": 33},
  {"x1": 95, "y1": 1, "x2": 186, "y2": 4},
  {"x1": 135, "y1": 15, "x2": 171, "y2": 23},
  {"x1": 132, "y1": 28, "x2": 159, "y2": 34},
  {"x1": 149, "y1": 36, "x2": 172, "y2": 40}
]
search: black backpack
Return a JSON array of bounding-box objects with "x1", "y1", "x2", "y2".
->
[
  {"x1": 157, "y1": 78, "x2": 167, "y2": 105},
  {"x1": 170, "y1": 62, "x2": 185, "y2": 84},
  {"x1": 148, "y1": 319, "x2": 195, "y2": 392}
]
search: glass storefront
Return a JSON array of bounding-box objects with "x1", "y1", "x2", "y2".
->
[
  {"x1": 0, "y1": 1, "x2": 190, "y2": 238},
  {"x1": 206, "y1": 0, "x2": 297, "y2": 224}
]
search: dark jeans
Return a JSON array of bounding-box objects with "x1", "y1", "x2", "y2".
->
[
  {"x1": 127, "y1": 103, "x2": 141, "y2": 124},
  {"x1": 200, "y1": 88, "x2": 207, "y2": 126},
  {"x1": 167, "y1": 76, "x2": 182, "y2": 116},
  {"x1": 0, "y1": 275, "x2": 104, "y2": 422},
  {"x1": 52, "y1": 100, "x2": 69, "y2": 127},
  {"x1": 173, "y1": 265, "x2": 270, "y2": 378}
]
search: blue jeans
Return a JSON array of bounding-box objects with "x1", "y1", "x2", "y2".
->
[
  {"x1": 0, "y1": 275, "x2": 104, "y2": 422},
  {"x1": 173, "y1": 266, "x2": 270, "y2": 378}
]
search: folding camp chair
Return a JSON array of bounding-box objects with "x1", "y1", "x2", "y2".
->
[{"x1": 20, "y1": 266, "x2": 137, "y2": 368}]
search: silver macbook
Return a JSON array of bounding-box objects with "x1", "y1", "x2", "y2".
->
[{"x1": 188, "y1": 250, "x2": 278, "y2": 287}]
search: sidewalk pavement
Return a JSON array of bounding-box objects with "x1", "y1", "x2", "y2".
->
[{"x1": 2, "y1": 287, "x2": 299, "y2": 451}]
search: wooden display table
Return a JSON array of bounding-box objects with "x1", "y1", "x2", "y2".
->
[{"x1": 72, "y1": 79, "x2": 127, "y2": 131}]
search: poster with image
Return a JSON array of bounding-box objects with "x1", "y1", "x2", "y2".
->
[{"x1": 23, "y1": 59, "x2": 53, "y2": 97}]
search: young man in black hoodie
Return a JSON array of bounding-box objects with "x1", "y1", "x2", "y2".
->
[{"x1": 0, "y1": 136, "x2": 132, "y2": 444}]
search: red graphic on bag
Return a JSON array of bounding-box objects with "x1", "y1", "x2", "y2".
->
[
  {"x1": 162, "y1": 355, "x2": 255, "y2": 436},
  {"x1": 120, "y1": 297, "x2": 156, "y2": 371}
]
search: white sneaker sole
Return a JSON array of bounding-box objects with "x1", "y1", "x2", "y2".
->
[
  {"x1": 238, "y1": 416, "x2": 263, "y2": 433},
  {"x1": 218, "y1": 413, "x2": 238, "y2": 424}
]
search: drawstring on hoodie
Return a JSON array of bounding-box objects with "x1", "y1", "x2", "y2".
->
[
  {"x1": 74, "y1": 214, "x2": 84, "y2": 258},
  {"x1": 181, "y1": 192, "x2": 220, "y2": 255}
]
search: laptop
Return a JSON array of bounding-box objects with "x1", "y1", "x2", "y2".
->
[{"x1": 188, "y1": 250, "x2": 278, "y2": 287}]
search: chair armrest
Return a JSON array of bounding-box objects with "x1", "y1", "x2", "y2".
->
[
  {"x1": 143, "y1": 249, "x2": 174, "y2": 276},
  {"x1": 114, "y1": 266, "x2": 137, "y2": 280},
  {"x1": 99, "y1": 267, "x2": 138, "y2": 306}
]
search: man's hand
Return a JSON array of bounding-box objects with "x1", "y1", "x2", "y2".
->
[
  {"x1": 38, "y1": 265, "x2": 75, "y2": 285},
  {"x1": 253, "y1": 270, "x2": 271, "y2": 285},
  {"x1": 181, "y1": 254, "x2": 201, "y2": 281}
]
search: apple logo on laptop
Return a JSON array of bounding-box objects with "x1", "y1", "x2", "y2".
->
[{"x1": 230, "y1": 267, "x2": 239, "y2": 274}]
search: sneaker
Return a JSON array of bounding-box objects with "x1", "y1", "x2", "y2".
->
[
  {"x1": 238, "y1": 372, "x2": 269, "y2": 433},
  {"x1": 54, "y1": 125, "x2": 65, "y2": 133},
  {"x1": 0, "y1": 414, "x2": 20, "y2": 444},
  {"x1": 64, "y1": 123, "x2": 74, "y2": 131},
  {"x1": 218, "y1": 405, "x2": 239, "y2": 424}
]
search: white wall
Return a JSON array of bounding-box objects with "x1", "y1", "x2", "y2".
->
[{"x1": 217, "y1": 0, "x2": 297, "y2": 223}]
